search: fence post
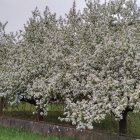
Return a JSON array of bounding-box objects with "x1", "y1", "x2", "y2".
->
[{"x1": 0, "y1": 97, "x2": 4, "y2": 116}]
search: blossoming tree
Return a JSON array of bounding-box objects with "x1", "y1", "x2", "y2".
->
[
  {"x1": 0, "y1": 0, "x2": 140, "y2": 134},
  {"x1": 58, "y1": 0, "x2": 140, "y2": 133}
]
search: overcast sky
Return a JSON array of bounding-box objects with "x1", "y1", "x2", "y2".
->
[
  {"x1": 0, "y1": 0, "x2": 86, "y2": 33},
  {"x1": 0, "y1": 0, "x2": 140, "y2": 33}
]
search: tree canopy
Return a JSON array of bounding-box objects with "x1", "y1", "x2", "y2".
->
[{"x1": 0, "y1": 0, "x2": 140, "y2": 133}]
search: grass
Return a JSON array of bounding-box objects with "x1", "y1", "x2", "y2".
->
[
  {"x1": 93, "y1": 113, "x2": 140, "y2": 137},
  {"x1": 5, "y1": 103, "x2": 35, "y2": 112},
  {"x1": 6, "y1": 102, "x2": 64, "y2": 112},
  {"x1": 4, "y1": 103, "x2": 70, "y2": 125},
  {"x1": 93, "y1": 114, "x2": 118, "y2": 133},
  {"x1": 127, "y1": 112, "x2": 140, "y2": 137},
  {"x1": 0, "y1": 125, "x2": 75, "y2": 140}
]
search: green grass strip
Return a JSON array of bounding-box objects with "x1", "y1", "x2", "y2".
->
[{"x1": 0, "y1": 125, "x2": 75, "y2": 140}]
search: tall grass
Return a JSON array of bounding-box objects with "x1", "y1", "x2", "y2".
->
[{"x1": 0, "y1": 125, "x2": 75, "y2": 140}]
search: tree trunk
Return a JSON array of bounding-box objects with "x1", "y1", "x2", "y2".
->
[
  {"x1": 0, "y1": 97, "x2": 4, "y2": 116},
  {"x1": 119, "y1": 110, "x2": 128, "y2": 134},
  {"x1": 35, "y1": 108, "x2": 43, "y2": 122}
]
